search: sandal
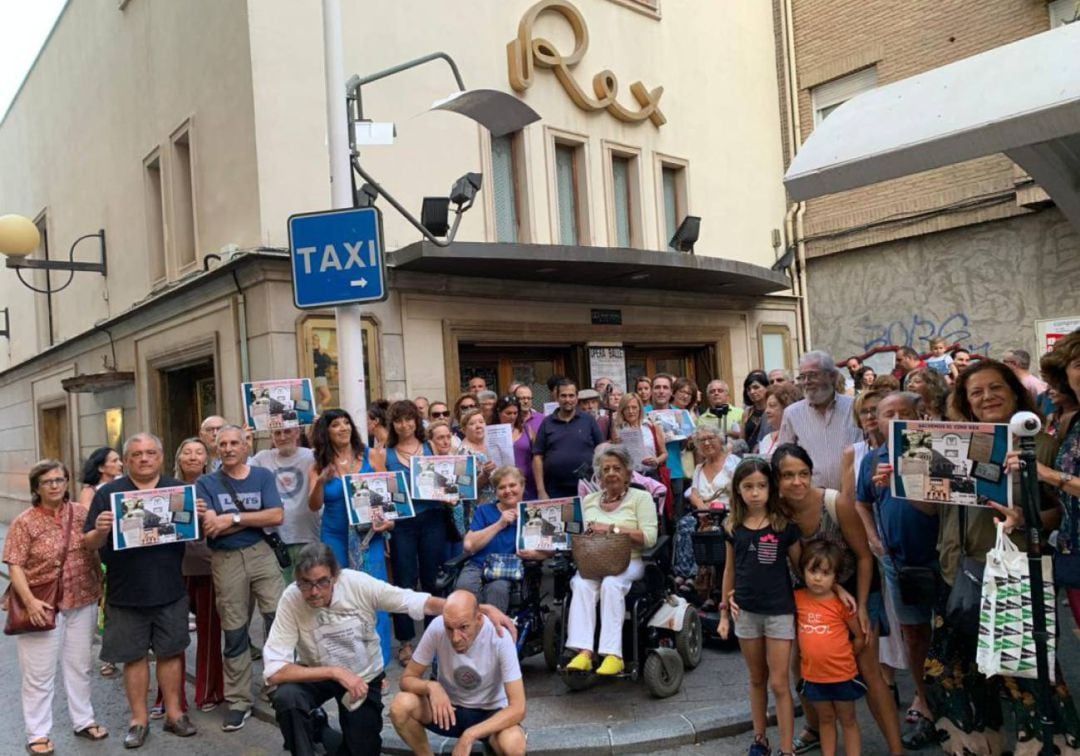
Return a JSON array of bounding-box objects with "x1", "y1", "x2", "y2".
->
[
  {"x1": 99, "y1": 662, "x2": 117, "y2": 677},
  {"x1": 74, "y1": 723, "x2": 109, "y2": 740},
  {"x1": 905, "y1": 707, "x2": 921, "y2": 724},
  {"x1": 397, "y1": 642, "x2": 414, "y2": 667},
  {"x1": 26, "y1": 738, "x2": 54, "y2": 756},
  {"x1": 901, "y1": 713, "x2": 938, "y2": 750},
  {"x1": 793, "y1": 726, "x2": 820, "y2": 754}
]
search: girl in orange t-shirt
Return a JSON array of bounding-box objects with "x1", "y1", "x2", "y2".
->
[{"x1": 795, "y1": 539, "x2": 866, "y2": 756}]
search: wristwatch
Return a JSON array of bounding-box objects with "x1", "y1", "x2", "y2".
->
[
  {"x1": 1059, "y1": 473, "x2": 1074, "y2": 489},
  {"x1": 232, "y1": 512, "x2": 242, "y2": 526},
  {"x1": 612, "y1": 526, "x2": 622, "y2": 535}
]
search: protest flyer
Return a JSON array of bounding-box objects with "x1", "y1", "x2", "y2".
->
[
  {"x1": 888, "y1": 419, "x2": 1012, "y2": 508},
  {"x1": 242, "y1": 378, "x2": 317, "y2": 432},
  {"x1": 410, "y1": 455, "x2": 478, "y2": 502},
  {"x1": 516, "y1": 497, "x2": 583, "y2": 551},
  {"x1": 485, "y1": 423, "x2": 516, "y2": 469},
  {"x1": 112, "y1": 485, "x2": 199, "y2": 550},
  {"x1": 344, "y1": 471, "x2": 414, "y2": 526},
  {"x1": 619, "y1": 427, "x2": 649, "y2": 471},
  {"x1": 543, "y1": 401, "x2": 559, "y2": 416},
  {"x1": 648, "y1": 408, "x2": 695, "y2": 443}
]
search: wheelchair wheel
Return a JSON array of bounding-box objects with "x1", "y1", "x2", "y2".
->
[
  {"x1": 675, "y1": 606, "x2": 703, "y2": 670},
  {"x1": 542, "y1": 608, "x2": 564, "y2": 672},
  {"x1": 562, "y1": 670, "x2": 597, "y2": 692},
  {"x1": 643, "y1": 647, "x2": 684, "y2": 698}
]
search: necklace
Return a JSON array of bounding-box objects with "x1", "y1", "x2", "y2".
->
[{"x1": 600, "y1": 488, "x2": 626, "y2": 509}]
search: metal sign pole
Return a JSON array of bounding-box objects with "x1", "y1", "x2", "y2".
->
[{"x1": 322, "y1": 0, "x2": 368, "y2": 442}]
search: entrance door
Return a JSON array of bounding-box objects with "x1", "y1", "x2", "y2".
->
[
  {"x1": 158, "y1": 360, "x2": 217, "y2": 458},
  {"x1": 458, "y1": 346, "x2": 570, "y2": 405},
  {"x1": 39, "y1": 403, "x2": 71, "y2": 471},
  {"x1": 624, "y1": 345, "x2": 717, "y2": 391}
]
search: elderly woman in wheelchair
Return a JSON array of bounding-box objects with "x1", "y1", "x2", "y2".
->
[
  {"x1": 565, "y1": 445, "x2": 659, "y2": 677},
  {"x1": 455, "y1": 465, "x2": 550, "y2": 612}
]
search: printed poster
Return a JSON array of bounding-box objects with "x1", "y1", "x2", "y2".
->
[
  {"x1": 516, "y1": 497, "x2": 583, "y2": 551},
  {"x1": 888, "y1": 419, "x2": 1012, "y2": 508},
  {"x1": 648, "y1": 408, "x2": 695, "y2": 443},
  {"x1": 1035, "y1": 316, "x2": 1080, "y2": 352},
  {"x1": 112, "y1": 485, "x2": 200, "y2": 550},
  {"x1": 410, "y1": 455, "x2": 478, "y2": 503},
  {"x1": 242, "y1": 378, "x2": 317, "y2": 432},
  {"x1": 588, "y1": 346, "x2": 627, "y2": 393},
  {"x1": 543, "y1": 401, "x2": 559, "y2": 416},
  {"x1": 344, "y1": 471, "x2": 414, "y2": 526},
  {"x1": 485, "y1": 423, "x2": 516, "y2": 469}
]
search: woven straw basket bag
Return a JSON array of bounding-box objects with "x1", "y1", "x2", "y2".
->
[{"x1": 571, "y1": 531, "x2": 632, "y2": 580}]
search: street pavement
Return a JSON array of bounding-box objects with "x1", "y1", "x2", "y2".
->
[{"x1": 1, "y1": 519, "x2": 1079, "y2": 754}]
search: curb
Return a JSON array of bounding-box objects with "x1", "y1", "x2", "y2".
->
[{"x1": 250, "y1": 696, "x2": 797, "y2": 755}]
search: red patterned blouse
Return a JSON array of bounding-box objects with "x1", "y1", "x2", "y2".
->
[{"x1": 3, "y1": 502, "x2": 101, "y2": 611}]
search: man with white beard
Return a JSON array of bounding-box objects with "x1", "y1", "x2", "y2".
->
[{"x1": 776, "y1": 350, "x2": 863, "y2": 489}]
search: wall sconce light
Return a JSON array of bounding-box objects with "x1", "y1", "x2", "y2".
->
[
  {"x1": 669, "y1": 215, "x2": 701, "y2": 254},
  {"x1": 0, "y1": 214, "x2": 107, "y2": 294}
]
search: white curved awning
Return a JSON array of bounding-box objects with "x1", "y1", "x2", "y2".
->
[{"x1": 784, "y1": 22, "x2": 1080, "y2": 230}]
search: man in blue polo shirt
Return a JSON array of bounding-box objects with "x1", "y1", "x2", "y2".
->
[
  {"x1": 197, "y1": 425, "x2": 285, "y2": 732},
  {"x1": 856, "y1": 391, "x2": 939, "y2": 750},
  {"x1": 532, "y1": 379, "x2": 603, "y2": 499}
]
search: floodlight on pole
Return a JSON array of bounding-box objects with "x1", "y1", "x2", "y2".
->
[{"x1": 345, "y1": 52, "x2": 540, "y2": 247}]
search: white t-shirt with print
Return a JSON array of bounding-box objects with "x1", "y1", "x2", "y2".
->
[{"x1": 412, "y1": 615, "x2": 522, "y2": 710}]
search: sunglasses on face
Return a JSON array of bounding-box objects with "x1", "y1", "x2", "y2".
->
[{"x1": 431, "y1": 411, "x2": 451, "y2": 418}]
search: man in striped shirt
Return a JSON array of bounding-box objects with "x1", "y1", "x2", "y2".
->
[{"x1": 777, "y1": 350, "x2": 863, "y2": 489}]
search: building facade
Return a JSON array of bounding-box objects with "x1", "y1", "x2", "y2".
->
[
  {"x1": 0, "y1": 0, "x2": 794, "y2": 519},
  {"x1": 779, "y1": 0, "x2": 1080, "y2": 365}
]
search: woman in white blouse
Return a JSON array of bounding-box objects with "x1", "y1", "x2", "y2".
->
[
  {"x1": 609, "y1": 393, "x2": 666, "y2": 479},
  {"x1": 674, "y1": 427, "x2": 740, "y2": 604}
]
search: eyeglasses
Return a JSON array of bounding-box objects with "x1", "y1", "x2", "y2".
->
[
  {"x1": 796, "y1": 371, "x2": 825, "y2": 384},
  {"x1": 769, "y1": 378, "x2": 786, "y2": 384},
  {"x1": 39, "y1": 477, "x2": 68, "y2": 487},
  {"x1": 296, "y1": 577, "x2": 333, "y2": 593},
  {"x1": 859, "y1": 408, "x2": 879, "y2": 417},
  {"x1": 431, "y1": 411, "x2": 451, "y2": 418},
  {"x1": 459, "y1": 403, "x2": 477, "y2": 410}
]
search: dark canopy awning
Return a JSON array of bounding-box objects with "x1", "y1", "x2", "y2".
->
[{"x1": 388, "y1": 241, "x2": 790, "y2": 296}]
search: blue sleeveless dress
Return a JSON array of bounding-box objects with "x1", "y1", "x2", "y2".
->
[{"x1": 318, "y1": 448, "x2": 392, "y2": 666}]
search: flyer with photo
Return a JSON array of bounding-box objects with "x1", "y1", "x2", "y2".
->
[
  {"x1": 888, "y1": 419, "x2": 1012, "y2": 508},
  {"x1": 112, "y1": 485, "x2": 200, "y2": 550},
  {"x1": 516, "y1": 497, "x2": 583, "y2": 551},
  {"x1": 410, "y1": 455, "x2": 478, "y2": 502},
  {"x1": 242, "y1": 378, "x2": 317, "y2": 432},
  {"x1": 344, "y1": 471, "x2": 414, "y2": 526},
  {"x1": 648, "y1": 408, "x2": 695, "y2": 443}
]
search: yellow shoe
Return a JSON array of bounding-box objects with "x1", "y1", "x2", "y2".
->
[
  {"x1": 596, "y1": 656, "x2": 625, "y2": 676},
  {"x1": 565, "y1": 652, "x2": 593, "y2": 672}
]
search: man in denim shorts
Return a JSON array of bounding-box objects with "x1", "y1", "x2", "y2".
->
[{"x1": 857, "y1": 391, "x2": 940, "y2": 750}]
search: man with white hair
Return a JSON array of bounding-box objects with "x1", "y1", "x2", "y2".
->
[{"x1": 777, "y1": 350, "x2": 862, "y2": 489}]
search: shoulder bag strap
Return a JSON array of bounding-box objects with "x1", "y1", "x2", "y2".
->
[
  {"x1": 823, "y1": 488, "x2": 840, "y2": 522},
  {"x1": 55, "y1": 503, "x2": 73, "y2": 603}
]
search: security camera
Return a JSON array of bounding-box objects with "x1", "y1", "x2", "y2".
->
[
  {"x1": 449, "y1": 172, "x2": 483, "y2": 208},
  {"x1": 1009, "y1": 411, "x2": 1042, "y2": 438}
]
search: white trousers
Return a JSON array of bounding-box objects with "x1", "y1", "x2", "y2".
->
[
  {"x1": 566, "y1": 559, "x2": 645, "y2": 658},
  {"x1": 16, "y1": 602, "x2": 98, "y2": 741}
]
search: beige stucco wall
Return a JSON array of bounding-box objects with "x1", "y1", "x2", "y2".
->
[
  {"x1": 245, "y1": 0, "x2": 789, "y2": 264},
  {"x1": 0, "y1": 0, "x2": 261, "y2": 370}
]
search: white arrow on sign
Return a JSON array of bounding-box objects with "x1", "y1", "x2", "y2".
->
[{"x1": 350, "y1": 278, "x2": 368, "y2": 288}]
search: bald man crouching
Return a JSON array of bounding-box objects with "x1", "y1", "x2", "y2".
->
[{"x1": 390, "y1": 590, "x2": 527, "y2": 756}]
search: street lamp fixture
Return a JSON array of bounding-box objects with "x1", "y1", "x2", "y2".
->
[
  {"x1": 345, "y1": 51, "x2": 540, "y2": 247},
  {"x1": 669, "y1": 215, "x2": 701, "y2": 254},
  {"x1": 0, "y1": 214, "x2": 107, "y2": 294}
]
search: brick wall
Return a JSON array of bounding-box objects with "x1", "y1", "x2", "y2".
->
[{"x1": 786, "y1": 0, "x2": 1055, "y2": 258}]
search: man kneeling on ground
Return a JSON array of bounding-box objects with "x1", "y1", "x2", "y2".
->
[
  {"x1": 391, "y1": 590, "x2": 527, "y2": 756},
  {"x1": 263, "y1": 545, "x2": 514, "y2": 755}
]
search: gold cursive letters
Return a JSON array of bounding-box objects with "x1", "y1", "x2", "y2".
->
[{"x1": 507, "y1": 0, "x2": 666, "y2": 127}]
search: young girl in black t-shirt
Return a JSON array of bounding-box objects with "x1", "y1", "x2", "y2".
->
[{"x1": 719, "y1": 457, "x2": 802, "y2": 756}]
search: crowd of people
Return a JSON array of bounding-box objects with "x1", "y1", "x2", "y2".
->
[{"x1": 3, "y1": 341, "x2": 1080, "y2": 756}]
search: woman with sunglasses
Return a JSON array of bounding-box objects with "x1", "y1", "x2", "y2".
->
[{"x1": 452, "y1": 394, "x2": 479, "y2": 437}]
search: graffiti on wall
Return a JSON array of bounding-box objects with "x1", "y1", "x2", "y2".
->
[{"x1": 861, "y1": 312, "x2": 990, "y2": 355}]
